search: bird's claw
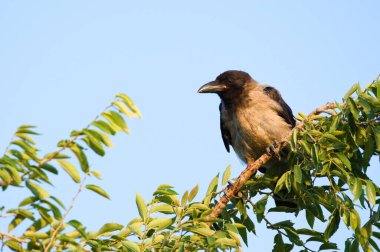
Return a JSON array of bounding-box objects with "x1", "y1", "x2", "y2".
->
[{"x1": 266, "y1": 140, "x2": 281, "y2": 160}]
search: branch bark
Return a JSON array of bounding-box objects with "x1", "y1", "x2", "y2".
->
[{"x1": 207, "y1": 103, "x2": 337, "y2": 221}]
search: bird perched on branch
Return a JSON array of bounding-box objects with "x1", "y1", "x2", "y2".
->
[{"x1": 198, "y1": 70, "x2": 296, "y2": 208}]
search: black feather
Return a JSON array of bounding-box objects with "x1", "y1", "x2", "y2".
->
[
  {"x1": 219, "y1": 103, "x2": 231, "y2": 152},
  {"x1": 264, "y1": 86, "x2": 296, "y2": 128}
]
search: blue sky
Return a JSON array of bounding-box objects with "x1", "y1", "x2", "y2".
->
[{"x1": 1, "y1": 1, "x2": 380, "y2": 250}]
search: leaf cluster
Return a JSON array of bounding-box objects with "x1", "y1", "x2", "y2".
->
[{"x1": 0, "y1": 94, "x2": 141, "y2": 251}]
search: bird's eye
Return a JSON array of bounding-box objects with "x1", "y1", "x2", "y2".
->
[{"x1": 227, "y1": 79, "x2": 233, "y2": 84}]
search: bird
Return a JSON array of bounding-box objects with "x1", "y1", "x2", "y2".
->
[{"x1": 198, "y1": 70, "x2": 296, "y2": 208}]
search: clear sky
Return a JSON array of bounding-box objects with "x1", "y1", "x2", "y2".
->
[{"x1": 1, "y1": 1, "x2": 380, "y2": 251}]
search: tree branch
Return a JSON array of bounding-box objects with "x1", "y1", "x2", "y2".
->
[{"x1": 207, "y1": 103, "x2": 337, "y2": 220}]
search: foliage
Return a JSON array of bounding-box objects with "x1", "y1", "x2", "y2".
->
[
  {"x1": 0, "y1": 78, "x2": 379, "y2": 252},
  {"x1": 234, "y1": 78, "x2": 380, "y2": 252},
  {"x1": 0, "y1": 93, "x2": 141, "y2": 251}
]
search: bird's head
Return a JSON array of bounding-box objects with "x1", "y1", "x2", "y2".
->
[{"x1": 198, "y1": 70, "x2": 255, "y2": 101}]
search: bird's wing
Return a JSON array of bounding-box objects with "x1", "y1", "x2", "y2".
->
[
  {"x1": 264, "y1": 86, "x2": 296, "y2": 128},
  {"x1": 219, "y1": 103, "x2": 231, "y2": 152}
]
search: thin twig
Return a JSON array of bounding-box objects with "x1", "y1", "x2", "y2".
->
[
  {"x1": 0, "y1": 231, "x2": 28, "y2": 243},
  {"x1": 207, "y1": 103, "x2": 337, "y2": 220},
  {"x1": 38, "y1": 106, "x2": 112, "y2": 166},
  {"x1": 44, "y1": 177, "x2": 87, "y2": 252},
  {"x1": 0, "y1": 213, "x2": 16, "y2": 218}
]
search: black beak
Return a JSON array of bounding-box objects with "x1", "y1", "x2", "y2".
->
[{"x1": 198, "y1": 81, "x2": 227, "y2": 93}]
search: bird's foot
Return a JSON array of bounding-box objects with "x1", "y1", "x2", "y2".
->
[{"x1": 266, "y1": 140, "x2": 281, "y2": 160}]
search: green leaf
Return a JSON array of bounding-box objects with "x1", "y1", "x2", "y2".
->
[
  {"x1": 347, "y1": 97, "x2": 360, "y2": 120},
  {"x1": 156, "y1": 184, "x2": 174, "y2": 190},
  {"x1": 254, "y1": 195, "x2": 268, "y2": 214},
  {"x1": 324, "y1": 210, "x2": 340, "y2": 241},
  {"x1": 26, "y1": 180, "x2": 50, "y2": 199},
  {"x1": 69, "y1": 143, "x2": 89, "y2": 173},
  {"x1": 4, "y1": 166, "x2": 22, "y2": 185},
  {"x1": 0, "y1": 169, "x2": 12, "y2": 184},
  {"x1": 153, "y1": 188, "x2": 178, "y2": 196},
  {"x1": 272, "y1": 220, "x2": 294, "y2": 228},
  {"x1": 90, "y1": 170, "x2": 102, "y2": 179},
  {"x1": 350, "y1": 209, "x2": 361, "y2": 230},
  {"x1": 127, "y1": 221, "x2": 144, "y2": 238},
  {"x1": 334, "y1": 153, "x2": 351, "y2": 170},
  {"x1": 188, "y1": 184, "x2": 199, "y2": 202},
  {"x1": 83, "y1": 129, "x2": 112, "y2": 147},
  {"x1": 42, "y1": 200, "x2": 62, "y2": 220},
  {"x1": 376, "y1": 78, "x2": 380, "y2": 98},
  {"x1": 274, "y1": 171, "x2": 290, "y2": 194},
  {"x1": 188, "y1": 203, "x2": 210, "y2": 211},
  {"x1": 82, "y1": 135, "x2": 105, "y2": 156},
  {"x1": 225, "y1": 223, "x2": 239, "y2": 234},
  {"x1": 4, "y1": 240, "x2": 22, "y2": 251},
  {"x1": 204, "y1": 175, "x2": 219, "y2": 205},
  {"x1": 136, "y1": 193, "x2": 148, "y2": 222},
  {"x1": 19, "y1": 196, "x2": 38, "y2": 207},
  {"x1": 207, "y1": 175, "x2": 219, "y2": 195},
  {"x1": 311, "y1": 144, "x2": 319, "y2": 165},
  {"x1": 291, "y1": 128, "x2": 298, "y2": 151},
  {"x1": 329, "y1": 116, "x2": 340, "y2": 133},
  {"x1": 56, "y1": 160, "x2": 81, "y2": 183},
  {"x1": 150, "y1": 204, "x2": 174, "y2": 214},
  {"x1": 374, "y1": 128, "x2": 380, "y2": 152},
  {"x1": 92, "y1": 120, "x2": 116, "y2": 135},
  {"x1": 186, "y1": 227, "x2": 215, "y2": 237},
  {"x1": 273, "y1": 233, "x2": 285, "y2": 252},
  {"x1": 222, "y1": 165, "x2": 231, "y2": 186},
  {"x1": 283, "y1": 227, "x2": 302, "y2": 245},
  {"x1": 112, "y1": 100, "x2": 134, "y2": 117},
  {"x1": 11, "y1": 139, "x2": 37, "y2": 156},
  {"x1": 319, "y1": 242, "x2": 338, "y2": 251},
  {"x1": 305, "y1": 209, "x2": 315, "y2": 228},
  {"x1": 40, "y1": 163, "x2": 58, "y2": 174},
  {"x1": 293, "y1": 165, "x2": 302, "y2": 184},
  {"x1": 254, "y1": 195, "x2": 268, "y2": 223},
  {"x1": 7, "y1": 209, "x2": 34, "y2": 221},
  {"x1": 102, "y1": 111, "x2": 129, "y2": 133},
  {"x1": 351, "y1": 239, "x2": 360, "y2": 252},
  {"x1": 344, "y1": 83, "x2": 359, "y2": 100},
  {"x1": 68, "y1": 219, "x2": 87, "y2": 238},
  {"x1": 122, "y1": 240, "x2": 140, "y2": 252},
  {"x1": 8, "y1": 215, "x2": 25, "y2": 232},
  {"x1": 28, "y1": 218, "x2": 48, "y2": 232},
  {"x1": 8, "y1": 149, "x2": 30, "y2": 161},
  {"x1": 116, "y1": 93, "x2": 142, "y2": 118},
  {"x1": 86, "y1": 184, "x2": 110, "y2": 199},
  {"x1": 214, "y1": 237, "x2": 237, "y2": 247},
  {"x1": 50, "y1": 196, "x2": 66, "y2": 210},
  {"x1": 23, "y1": 231, "x2": 49, "y2": 239},
  {"x1": 358, "y1": 223, "x2": 372, "y2": 250},
  {"x1": 369, "y1": 238, "x2": 380, "y2": 252},
  {"x1": 15, "y1": 133, "x2": 36, "y2": 144},
  {"x1": 350, "y1": 177, "x2": 362, "y2": 201},
  {"x1": 366, "y1": 180, "x2": 377, "y2": 205},
  {"x1": 296, "y1": 228, "x2": 321, "y2": 236},
  {"x1": 97, "y1": 223, "x2": 124, "y2": 235},
  {"x1": 181, "y1": 190, "x2": 188, "y2": 207},
  {"x1": 227, "y1": 230, "x2": 241, "y2": 246},
  {"x1": 147, "y1": 217, "x2": 174, "y2": 231},
  {"x1": 16, "y1": 125, "x2": 38, "y2": 134}
]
